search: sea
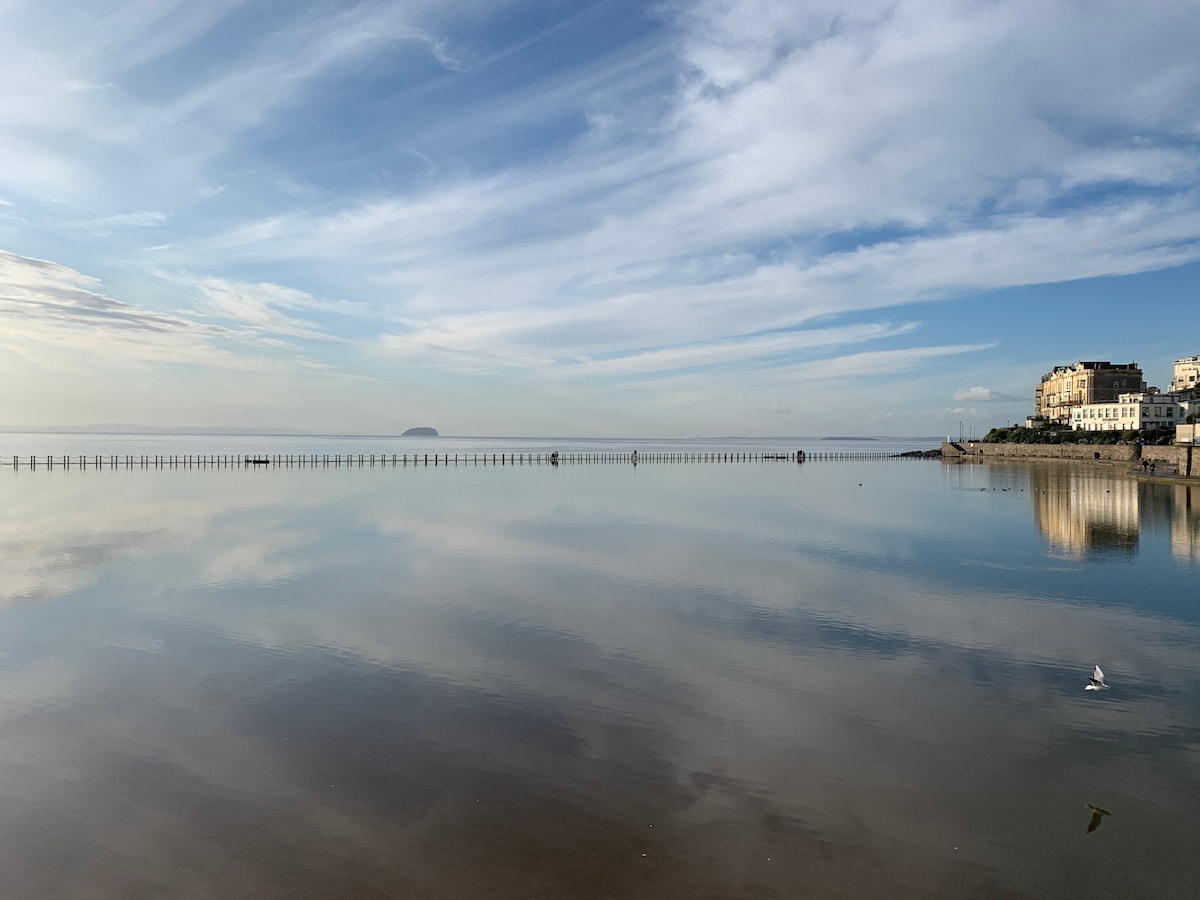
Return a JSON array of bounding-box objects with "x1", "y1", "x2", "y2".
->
[{"x1": 0, "y1": 433, "x2": 1197, "y2": 899}]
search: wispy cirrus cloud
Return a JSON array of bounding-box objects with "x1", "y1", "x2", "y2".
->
[
  {"x1": 67, "y1": 210, "x2": 169, "y2": 233},
  {"x1": 0, "y1": 249, "x2": 232, "y2": 363},
  {"x1": 2, "y1": 0, "x2": 1200, "y2": 432},
  {"x1": 175, "y1": 275, "x2": 374, "y2": 344},
  {"x1": 146, "y1": 0, "x2": 1200, "y2": 397},
  {"x1": 0, "y1": 0, "x2": 476, "y2": 207},
  {"x1": 0, "y1": 250, "x2": 359, "y2": 373}
]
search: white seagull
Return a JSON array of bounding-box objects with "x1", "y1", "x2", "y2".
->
[{"x1": 1085, "y1": 665, "x2": 1110, "y2": 691}]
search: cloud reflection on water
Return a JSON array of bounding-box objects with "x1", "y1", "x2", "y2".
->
[{"x1": 0, "y1": 462, "x2": 1197, "y2": 897}]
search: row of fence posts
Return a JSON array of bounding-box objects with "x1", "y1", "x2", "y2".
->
[{"x1": 3, "y1": 449, "x2": 926, "y2": 471}]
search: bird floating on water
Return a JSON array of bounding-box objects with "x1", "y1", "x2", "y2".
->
[
  {"x1": 1086, "y1": 803, "x2": 1111, "y2": 833},
  {"x1": 1085, "y1": 665, "x2": 1110, "y2": 691}
]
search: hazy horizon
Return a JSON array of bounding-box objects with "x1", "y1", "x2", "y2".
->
[{"x1": 0, "y1": 424, "x2": 945, "y2": 440}]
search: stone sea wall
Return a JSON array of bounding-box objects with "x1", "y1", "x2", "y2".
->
[
  {"x1": 1142, "y1": 445, "x2": 1193, "y2": 475},
  {"x1": 940, "y1": 441, "x2": 1194, "y2": 475},
  {"x1": 940, "y1": 441, "x2": 1138, "y2": 461}
]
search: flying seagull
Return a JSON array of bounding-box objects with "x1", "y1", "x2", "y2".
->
[
  {"x1": 1086, "y1": 803, "x2": 1111, "y2": 834},
  {"x1": 1085, "y1": 665, "x2": 1110, "y2": 691}
]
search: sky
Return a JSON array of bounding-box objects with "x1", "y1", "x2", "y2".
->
[{"x1": 1, "y1": 0, "x2": 1198, "y2": 437}]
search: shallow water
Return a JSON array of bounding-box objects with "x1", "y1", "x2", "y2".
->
[{"x1": 0, "y1": 452, "x2": 1197, "y2": 898}]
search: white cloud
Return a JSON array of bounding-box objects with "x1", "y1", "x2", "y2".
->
[{"x1": 953, "y1": 386, "x2": 1021, "y2": 403}]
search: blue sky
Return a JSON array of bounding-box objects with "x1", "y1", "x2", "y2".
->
[{"x1": 1, "y1": 0, "x2": 1198, "y2": 436}]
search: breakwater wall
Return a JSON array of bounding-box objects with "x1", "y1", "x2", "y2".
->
[
  {"x1": 4, "y1": 449, "x2": 931, "y2": 472},
  {"x1": 941, "y1": 441, "x2": 1194, "y2": 476}
]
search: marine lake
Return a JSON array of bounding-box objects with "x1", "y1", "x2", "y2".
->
[{"x1": 1, "y1": 436, "x2": 1198, "y2": 898}]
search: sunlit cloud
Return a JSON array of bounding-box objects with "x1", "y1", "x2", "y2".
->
[
  {"x1": 0, "y1": 249, "x2": 236, "y2": 366},
  {"x1": 954, "y1": 386, "x2": 1021, "y2": 403}
]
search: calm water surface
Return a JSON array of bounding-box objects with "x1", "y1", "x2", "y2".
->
[{"x1": 0, "y1": 448, "x2": 1198, "y2": 898}]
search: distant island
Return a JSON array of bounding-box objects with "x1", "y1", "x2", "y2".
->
[
  {"x1": 821, "y1": 436, "x2": 879, "y2": 441},
  {"x1": 401, "y1": 427, "x2": 439, "y2": 437}
]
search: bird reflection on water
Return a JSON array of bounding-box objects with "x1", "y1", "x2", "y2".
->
[{"x1": 1086, "y1": 804, "x2": 1111, "y2": 834}]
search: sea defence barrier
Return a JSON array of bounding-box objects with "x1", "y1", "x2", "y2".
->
[
  {"x1": 940, "y1": 441, "x2": 1193, "y2": 476},
  {"x1": 4, "y1": 449, "x2": 935, "y2": 472}
]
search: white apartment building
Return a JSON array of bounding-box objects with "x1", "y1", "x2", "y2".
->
[
  {"x1": 1170, "y1": 355, "x2": 1200, "y2": 394},
  {"x1": 1070, "y1": 392, "x2": 1188, "y2": 431}
]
